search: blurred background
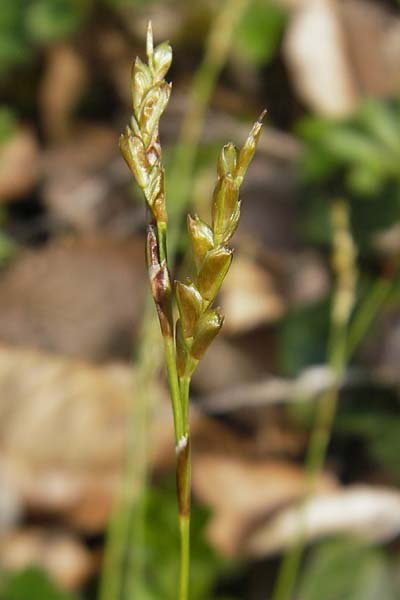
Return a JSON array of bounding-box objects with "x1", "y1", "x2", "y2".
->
[{"x1": 0, "y1": 0, "x2": 399, "y2": 598}]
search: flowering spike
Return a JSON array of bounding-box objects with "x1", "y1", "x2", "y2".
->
[
  {"x1": 176, "y1": 116, "x2": 265, "y2": 373},
  {"x1": 120, "y1": 24, "x2": 172, "y2": 224}
]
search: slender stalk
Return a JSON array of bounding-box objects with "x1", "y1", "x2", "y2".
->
[
  {"x1": 179, "y1": 375, "x2": 191, "y2": 427},
  {"x1": 272, "y1": 200, "x2": 357, "y2": 600},
  {"x1": 122, "y1": 309, "x2": 157, "y2": 599},
  {"x1": 346, "y1": 276, "x2": 393, "y2": 360},
  {"x1": 163, "y1": 336, "x2": 184, "y2": 442},
  {"x1": 271, "y1": 378, "x2": 343, "y2": 600},
  {"x1": 154, "y1": 215, "x2": 190, "y2": 593},
  {"x1": 179, "y1": 514, "x2": 190, "y2": 600},
  {"x1": 99, "y1": 299, "x2": 160, "y2": 600},
  {"x1": 178, "y1": 377, "x2": 191, "y2": 600},
  {"x1": 272, "y1": 270, "x2": 398, "y2": 600},
  {"x1": 156, "y1": 221, "x2": 185, "y2": 442}
]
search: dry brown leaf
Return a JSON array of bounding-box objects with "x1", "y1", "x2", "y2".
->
[
  {"x1": 245, "y1": 485, "x2": 400, "y2": 557},
  {"x1": 0, "y1": 466, "x2": 23, "y2": 533},
  {"x1": 0, "y1": 129, "x2": 40, "y2": 202},
  {"x1": 42, "y1": 125, "x2": 128, "y2": 232},
  {"x1": 43, "y1": 124, "x2": 117, "y2": 173},
  {"x1": 0, "y1": 236, "x2": 146, "y2": 360},
  {"x1": 0, "y1": 344, "x2": 249, "y2": 532},
  {"x1": 286, "y1": 251, "x2": 330, "y2": 306},
  {"x1": 0, "y1": 528, "x2": 93, "y2": 590},
  {"x1": 0, "y1": 343, "x2": 174, "y2": 531},
  {"x1": 373, "y1": 224, "x2": 400, "y2": 257},
  {"x1": 91, "y1": 27, "x2": 134, "y2": 106},
  {"x1": 193, "y1": 337, "x2": 263, "y2": 393},
  {"x1": 284, "y1": 0, "x2": 359, "y2": 117},
  {"x1": 191, "y1": 453, "x2": 336, "y2": 556},
  {"x1": 283, "y1": 0, "x2": 400, "y2": 116},
  {"x1": 220, "y1": 255, "x2": 285, "y2": 333},
  {"x1": 339, "y1": 0, "x2": 400, "y2": 97},
  {"x1": 192, "y1": 409, "x2": 305, "y2": 459},
  {"x1": 39, "y1": 44, "x2": 88, "y2": 141},
  {"x1": 378, "y1": 312, "x2": 400, "y2": 383}
]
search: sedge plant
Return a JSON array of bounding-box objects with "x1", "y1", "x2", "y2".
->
[{"x1": 119, "y1": 23, "x2": 264, "y2": 600}]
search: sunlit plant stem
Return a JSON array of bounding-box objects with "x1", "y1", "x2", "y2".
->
[{"x1": 120, "y1": 23, "x2": 264, "y2": 600}]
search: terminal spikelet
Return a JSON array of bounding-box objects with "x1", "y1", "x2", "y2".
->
[{"x1": 175, "y1": 112, "x2": 265, "y2": 378}]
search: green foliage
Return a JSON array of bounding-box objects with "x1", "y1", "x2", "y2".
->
[
  {"x1": 300, "y1": 192, "x2": 333, "y2": 246},
  {"x1": 297, "y1": 100, "x2": 400, "y2": 253},
  {"x1": 298, "y1": 539, "x2": 398, "y2": 600},
  {"x1": 298, "y1": 99, "x2": 400, "y2": 197},
  {"x1": 0, "y1": 567, "x2": 78, "y2": 600},
  {"x1": 278, "y1": 299, "x2": 330, "y2": 376},
  {"x1": 0, "y1": 106, "x2": 18, "y2": 143},
  {"x1": 26, "y1": 0, "x2": 91, "y2": 43},
  {"x1": 138, "y1": 481, "x2": 236, "y2": 600},
  {"x1": 102, "y1": 0, "x2": 150, "y2": 5},
  {"x1": 0, "y1": 230, "x2": 17, "y2": 263},
  {"x1": 0, "y1": 0, "x2": 126, "y2": 75},
  {"x1": 300, "y1": 189, "x2": 400, "y2": 253},
  {"x1": 235, "y1": 0, "x2": 286, "y2": 66},
  {"x1": 0, "y1": 0, "x2": 31, "y2": 74},
  {"x1": 336, "y1": 405, "x2": 400, "y2": 480},
  {"x1": 0, "y1": 0, "x2": 166, "y2": 75},
  {"x1": 0, "y1": 109, "x2": 20, "y2": 263}
]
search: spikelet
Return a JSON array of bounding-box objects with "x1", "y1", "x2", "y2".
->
[
  {"x1": 331, "y1": 200, "x2": 357, "y2": 327},
  {"x1": 175, "y1": 113, "x2": 265, "y2": 377},
  {"x1": 119, "y1": 22, "x2": 172, "y2": 224}
]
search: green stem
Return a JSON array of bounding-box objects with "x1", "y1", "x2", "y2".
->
[
  {"x1": 155, "y1": 220, "x2": 185, "y2": 443},
  {"x1": 156, "y1": 220, "x2": 168, "y2": 264},
  {"x1": 346, "y1": 277, "x2": 393, "y2": 360},
  {"x1": 272, "y1": 352, "x2": 345, "y2": 600},
  {"x1": 164, "y1": 334, "x2": 185, "y2": 443},
  {"x1": 157, "y1": 216, "x2": 191, "y2": 599},
  {"x1": 271, "y1": 387, "x2": 342, "y2": 600},
  {"x1": 179, "y1": 514, "x2": 190, "y2": 600},
  {"x1": 98, "y1": 466, "x2": 131, "y2": 600},
  {"x1": 177, "y1": 376, "x2": 191, "y2": 600},
  {"x1": 272, "y1": 271, "x2": 398, "y2": 600},
  {"x1": 179, "y1": 375, "x2": 191, "y2": 430},
  {"x1": 99, "y1": 299, "x2": 161, "y2": 600}
]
